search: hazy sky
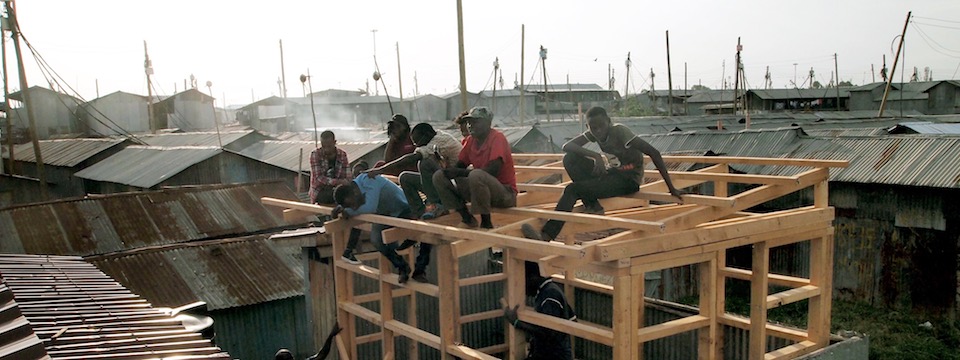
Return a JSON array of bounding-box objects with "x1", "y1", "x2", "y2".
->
[{"x1": 11, "y1": 0, "x2": 960, "y2": 107}]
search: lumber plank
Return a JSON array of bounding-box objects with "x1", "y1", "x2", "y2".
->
[
  {"x1": 384, "y1": 319, "x2": 441, "y2": 350},
  {"x1": 512, "y1": 154, "x2": 849, "y2": 168},
  {"x1": 340, "y1": 302, "x2": 382, "y2": 327},
  {"x1": 749, "y1": 242, "x2": 770, "y2": 360},
  {"x1": 447, "y1": 344, "x2": 500, "y2": 360},
  {"x1": 718, "y1": 314, "x2": 808, "y2": 343},
  {"x1": 636, "y1": 315, "x2": 710, "y2": 342},
  {"x1": 764, "y1": 341, "x2": 818, "y2": 360},
  {"x1": 721, "y1": 267, "x2": 811, "y2": 289},
  {"x1": 766, "y1": 285, "x2": 820, "y2": 309}
]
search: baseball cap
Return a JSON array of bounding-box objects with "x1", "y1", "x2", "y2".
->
[{"x1": 462, "y1": 106, "x2": 493, "y2": 121}]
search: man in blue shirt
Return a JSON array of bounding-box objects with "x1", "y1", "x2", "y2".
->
[{"x1": 332, "y1": 173, "x2": 432, "y2": 283}]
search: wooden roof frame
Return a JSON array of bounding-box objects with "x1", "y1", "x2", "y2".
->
[{"x1": 263, "y1": 153, "x2": 848, "y2": 360}]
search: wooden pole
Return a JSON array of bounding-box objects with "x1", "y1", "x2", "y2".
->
[
  {"x1": 279, "y1": 39, "x2": 288, "y2": 99},
  {"x1": 8, "y1": 0, "x2": 46, "y2": 199},
  {"x1": 624, "y1": 52, "x2": 631, "y2": 99},
  {"x1": 834, "y1": 53, "x2": 841, "y2": 110},
  {"x1": 2, "y1": 4, "x2": 14, "y2": 175},
  {"x1": 144, "y1": 41, "x2": 155, "y2": 133},
  {"x1": 733, "y1": 37, "x2": 741, "y2": 116},
  {"x1": 492, "y1": 57, "x2": 498, "y2": 115},
  {"x1": 396, "y1": 42, "x2": 403, "y2": 101},
  {"x1": 519, "y1": 24, "x2": 525, "y2": 125},
  {"x1": 541, "y1": 46, "x2": 550, "y2": 121},
  {"x1": 456, "y1": 0, "x2": 468, "y2": 112},
  {"x1": 666, "y1": 30, "x2": 673, "y2": 116},
  {"x1": 879, "y1": 11, "x2": 910, "y2": 117}
]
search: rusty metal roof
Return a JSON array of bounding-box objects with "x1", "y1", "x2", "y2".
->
[
  {"x1": 0, "y1": 182, "x2": 298, "y2": 257},
  {"x1": 89, "y1": 235, "x2": 304, "y2": 311},
  {"x1": 137, "y1": 130, "x2": 259, "y2": 148},
  {"x1": 237, "y1": 140, "x2": 387, "y2": 172},
  {"x1": 73, "y1": 146, "x2": 222, "y2": 188},
  {"x1": 2, "y1": 138, "x2": 129, "y2": 167},
  {"x1": 0, "y1": 254, "x2": 231, "y2": 359}
]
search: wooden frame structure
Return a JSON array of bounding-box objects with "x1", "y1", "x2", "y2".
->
[{"x1": 264, "y1": 154, "x2": 848, "y2": 360}]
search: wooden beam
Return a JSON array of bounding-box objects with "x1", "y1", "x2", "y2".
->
[
  {"x1": 354, "y1": 288, "x2": 412, "y2": 304},
  {"x1": 518, "y1": 183, "x2": 735, "y2": 208},
  {"x1": 380, "y1": 250, "x2": 397, "y2": 358},
  {"x1": 512, "y1": 153, "x2": 849, "y2": 168},
  {"x1": 494, "y1": 205, "x2": 666, "y2": 233},
  {"x1": 384, "y1": 319, "x2": 441, "y2": 350},
  {"x1": 340, "y1": 301, "x2": 383, "y2": 327},
  {"x1": 808, "y1": 234, "x2": 834, "y2": 347},
  {"x1": 749, "y1": 241, "x2": 769, "y2": 360},
  {"x1": 459, "y1": 309, "x2": 503, "y2": 324},
  {"x1": 699, "y1": 257, "x2": 718, "y2": 360},
  {"x1": 764, "y1": 341, "x2": 819, "y2": 360},
  {"x1": 447, "y1": 344, "x2": 501, "y2": 360},
  {"x1": 437, "y1": 244, "x2": 460, "y2": 359},
  {"x1": 636, "y1": 314, "x2": 710, "y2": 342},
  {"x1": 612, "y1": 275, "x2": 634, "y2": 359},
  {"x1": 767, "y1": 285, "x2": 820, "y2": 309},
  {"x1": 721, "y1": 267, "x2": 811, "y2": 289},
  {"x1": 717, "y1": 314, "x2": 808, "y2": 343},
  {"x1": 282, "y1": 208, "x2": 313, "y2": 223},
  {"x1": 520, "y1": 310, "x2": 615, "y2": 347},
  {"x1": 460, "y1": 273, "x2": 507, "y2": 287}
]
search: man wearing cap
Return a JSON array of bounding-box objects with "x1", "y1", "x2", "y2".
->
[
  {"x1": 379, "y1": 114, "x2": 418, "y2": 176},
  {"x1": 434, "y1": 106, "x2": 517, "y2": 229}
]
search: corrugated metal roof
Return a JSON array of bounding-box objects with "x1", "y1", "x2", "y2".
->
[
  {"x1": 90, "y1": 235, "x2": 304, "y2": 311},
  {"x1": 0, "y1": 254, "x2": 231, "y2": 359},
  {"x1": 2, "y1": 138, "x2": 129, "y2": 167},
  {"x1": 287, "y1": 95, "x2": 401, "y2": 105},
  {"x1": 887, "y1": 122, "x2": 960, "y2": 135},
  {"x1": 872, "y1": 91, "x2": 928, "y2": 101},
  {"x1": 237, "y1": 140, "x2": 387, "y2": 172},
  {"x1": 74, "y1": 146, "x2": 222, "y2": 188},
  {"x1": 749, "y1": 88, "x2": 850, "y2": 100},
  {"x1": 805, "y1": 128, "x2": 888, "y2": 137},
  {"x1": 523, "y1": 83, "x2": 605, "y2": 92},
  {"x1": 0, "y1": 283, "x2": 49, "y2": 360},
  {"x1": 686, "y1": 90, "x2": 736, "y2": 103},
  {"x1": 0, "y1": 182, "x2": 297, "y2": 257},
  {"x1": 137, "y1": 130, "x2": 257, "y2": 148}
]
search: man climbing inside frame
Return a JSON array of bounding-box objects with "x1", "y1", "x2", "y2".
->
[
  {"x1": 331, "y1": 173, "x2": 432, "y2": 284},
  {"x1": 521, "y1": 106, "x2": 682, "y2": 242},
  {"x1": 503, "y1": 261, "x2": 576, "y2": 360}
]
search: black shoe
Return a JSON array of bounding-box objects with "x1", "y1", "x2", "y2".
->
[
  {"x1": 521, "y1": 224, "x2": 548, "y2": 241},
  {"x1": 398, "y1": 267, "x2": 410, "y2": 284},
  {"x1": 411, "y1": 271, "x2": 428, "y2": 283},
  {"x1": 341, "y1": 249, "x2": 361, "y2": 265},
  {"x1": 396, "y1": 240, "x2": 417, "y2": 251}
]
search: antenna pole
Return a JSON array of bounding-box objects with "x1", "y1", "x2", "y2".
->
[{"x1": 879, "y1": 11, "x2": 910, "y2": 117}]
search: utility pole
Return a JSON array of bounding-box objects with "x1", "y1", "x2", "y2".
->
[
  {"x1": 834, "y1": 53, "x2": 841, "y2": 110},
  {"x1": 2, "y1": 2, "x2": 13, "y2": 175},
  {"x1": 519, "y1": 24, "x2": 525, "y2": 125},
  {"x1": 666, "y1": 30, "x2": 674, "y2": 116},
  {"x1": 206, "y1": 81, "x2": 222, "y2": 149},
  {"x1": 540, "y1": 45, "x2": 549, "y2": 121},
  {"x1": 414, "y1": 71, "x2": 419, "y2": 96},
  {"x1": 8, "y1": 0, "x2": 45, "y2": 199},
  {"x1": 396, "y1": 42, "x2": 403, "y2": 101},
  {"x1": 879, "y1": 11, "x2": 911, "y2": 117},
  {"x1": 279, "y1": 39, "x2": 288, "y2": 99},
  {"x1": 456, "y1": 0, "x2": 468, "y2": 112},
  {"x1": 684, "y1": 62, "x2": 688, "y2": 115},
  {"x1": 492, "y1": 57, "x2": 499, "y2": 114},
  {"x1": 301, "y1": 71, "x2": 318, "y2": 148},
  {"x1": 624, "y1": 52, "x2": 631, "y2": 99},
  {"x1": 144, "y1": 41, "x2": 155, "y2": 133},
  {"x1": 733, "y1": 37, "x2": 741, "y2": 115},
  {"x1": 871, "y1": 64, "x2": 876, "y2": 83}
]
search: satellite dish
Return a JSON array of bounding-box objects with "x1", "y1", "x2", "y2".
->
[
  {"x1": 176, "y1": 313, "x2": 215, "y2": 333},
  {"x1": 206, "y1": 81, "x2": 212, "y2": 87}
]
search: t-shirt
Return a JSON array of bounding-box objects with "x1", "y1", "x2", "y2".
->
[
  {"x1": 414, "y1": 131, "x2": 462, "y2": 167},
  {"x1": 343, "y1": 173, "x2": 409, "y2": 218},
  {"x1": 383, "y1": 135, "x2": 417, "y2": 175},
  {"x1": 584, "y1": 124, "x2": 645, "y2": 181},
  {"x1": 458, "y1": 129, "x2": 517, "y2": 193}
]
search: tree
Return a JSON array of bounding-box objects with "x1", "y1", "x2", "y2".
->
[{"x1": 691, "y1": 84, "x2": 711, "y2": 91}]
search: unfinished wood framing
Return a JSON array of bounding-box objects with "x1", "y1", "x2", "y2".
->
[{"x1": 264, "y1": 154, "x2": 847, "y2": 359}]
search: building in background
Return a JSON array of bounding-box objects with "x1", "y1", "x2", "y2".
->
[
  {"x1": 80, "y1": 91, "x2": 151, "y2": 136},
  {"x1": 8, "y1": 86, "x2": 83, "y2": 139}
]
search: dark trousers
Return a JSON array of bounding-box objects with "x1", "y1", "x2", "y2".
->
[
  {"x1": 346, "y1": 208, "x2": 433, "y2": 273},
  {"x1": 541, "y1": 152, "x2": 640, "y2": 239},
  {"x1": 398, "y1": 157, "x2": 443, "y2": 215}
]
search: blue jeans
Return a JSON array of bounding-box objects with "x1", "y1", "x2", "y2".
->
[{"x1": 346, "y1": 208, "x2": 433, "y2": 273}]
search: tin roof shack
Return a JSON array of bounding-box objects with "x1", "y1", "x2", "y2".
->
[
  {"x1": 848, "y1": 80, "x2": 960, "y2": 115},
  {"x1": 80, "y1": 91, "x2": 150, "y2": 136},
  {"x1": 137, "y1": 129, "x2": 272, "y2": 151},
  {"x1": 8, "y1": 86, "x2": 83, "y2": 139},
  {"x1": 477, "y1": 89, "x2": 537, "y2": 122},
  {"x1": 746, "y1": 88, "x2": 850, "y2": 112},
  {"x1": 89, "y1": 234, "x2": 318, "y2": 360},
  {"x1": 684, "y1": 90, "x2": 736, "y2": 115},
  {"x1": 408, "y1": 94, "x2": 448, "y2": 122},
  {"x1": 289, "y1": 94, "x2": 408, "y2": 130},
  {"x1": 0, "y1": 174, "x2": 50, "y2": 207},
  {"x1": 440, "y1": 91, "x2": 482, "y2": 119},
  {"x1": 1, "y1": 138, "x2": 132, "y2": 200},
  {"x1": 639, "y1": 89, "x2": 694, "y2": 115},
  {"x1": 152, "y1": 88, "x2": 217, "y2": 131},
  {"x1": 236, "y1": 96, "x2": 297, "y2": 133},
  {"x1": 525, "y1": 83, "x2": 620, "y2": 115},
  {"x1": 0, "y1": 254, "x2": 231, "y2": 359},
  {"x1": 500, "y1": 126, "x2": 560, "y2": 153},
  {"x1": 74, "y1": 146, "x2": 298, "y2": 194},
  {"x1": 645, "y1": 127, "x2": 960, "y2": 317}
]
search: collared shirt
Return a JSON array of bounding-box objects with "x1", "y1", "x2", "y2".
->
[
  {"x1": 459, "y1": 129, "x2": 517, "y2": 193},
  {"x1": 414, "y1": 131, "x2": 462, "y2": 167},
  {"x1": 343, "y1": 173, "x2": 409, "y2": 218},
  {"x1": 309, "y1": 147, "x2": 351, "y2": 203}
]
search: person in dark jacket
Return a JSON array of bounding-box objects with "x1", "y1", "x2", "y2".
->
[{"x1": 503, "y1": 261, "x2": 576, "y2": 360}]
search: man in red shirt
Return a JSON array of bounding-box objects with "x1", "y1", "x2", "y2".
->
[
  {"x1": 379, "y1": 114, "x2": 417, "y2": 175},
  {"x1": 434, "y1": 106, "x2": 517, "y2": 229}
]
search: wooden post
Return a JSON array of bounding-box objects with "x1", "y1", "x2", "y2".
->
[
  {"x1": 505, "y1": 250, "x2": 526, "y2": 360},
  {"x1": 405, "y1": 249, "x2": 420, "y2": 360},
  {"x1": 8, "y1": 0, "x2": 46, "y2": 199},
  {"x1": 666, "y1": 30, "x2": 673, "y2": 117},
  {"x1": 698, "y1": 258, "x2": 718, "y2": 360},
  {"x1": 456, "y1": 0, "x2": 468, "y2": 112},
  {"x1": 834, "y1": 53, "x2": 840, "y2": 110},
  {"x1": 612, "y1": 274, "x2": 635, "y2": 359},
  {"x1": 380, "y1": 248, "x2": 397, "y2": 358},
  {"x1": 1, "y1": 9, "x2": 13, "y2": 175},
  {"x1": 749, "y1": 241, "x2": 769, "y2": 360},
  {"x1": 715, "y1": 249, "x2": 727, "y2": 360},
  {"x1": 878, "y1": 11, "x2": 911, "y2": 117},
  {"x1": 437, "y1": 243, "x2": 460, "y2": 359},
  {"x1": 808, "y1": 234, "x2": 834, "y2": 347},
  {"x1": 396, "y1": 42, "x2": 404, "y2": 101},
  {"x1": 519, "y1": 24, "x2": 525, "y2": 126},
  {"x1": 327, "y1": 220, "x2": 356, "y2": 359}
]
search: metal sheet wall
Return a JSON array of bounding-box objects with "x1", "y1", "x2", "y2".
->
[{"x1": 212, "y1": 296, "x2": 315, "y2": 360}]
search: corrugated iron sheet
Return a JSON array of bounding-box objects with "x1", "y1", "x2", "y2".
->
[
  {"x1": 0, "y1": 283, "x2": 49, "y2": 360},
  {"x1": 2, "y1": 138, "x2": 127, "y2": 167},
  {"x1": 0, "y1": 254, "x2": 231, "y2": 359},
  {"x1": 237, "y1": 140, "x2": 387, "y2": 172},
  {"x1": 137, "y1": 130, "x2": 255, "y2": 148},
  {"x1": 750, "y1": 88, "x2": 850, "y2": 100},
  {"x1": 90, "y1": 235, "x2": 303, "y2": 311},
  {"x1": 0, "y1": 182, "x2": 297, "y2": 257},
  {"x1": 74, "y1": 146, "x2": 221, "y2": 188},
  {"x1": 889, "y1": 121, "x2": 960, "y2": 135}
]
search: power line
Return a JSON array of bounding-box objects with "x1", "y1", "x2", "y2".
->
[{"x1": 912, "y1": 15, "x2": 960, "y2": 24}]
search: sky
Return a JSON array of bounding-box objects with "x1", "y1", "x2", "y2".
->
[{"x1": 9, "y1": 0, "x2": 960, "y2": 108}]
